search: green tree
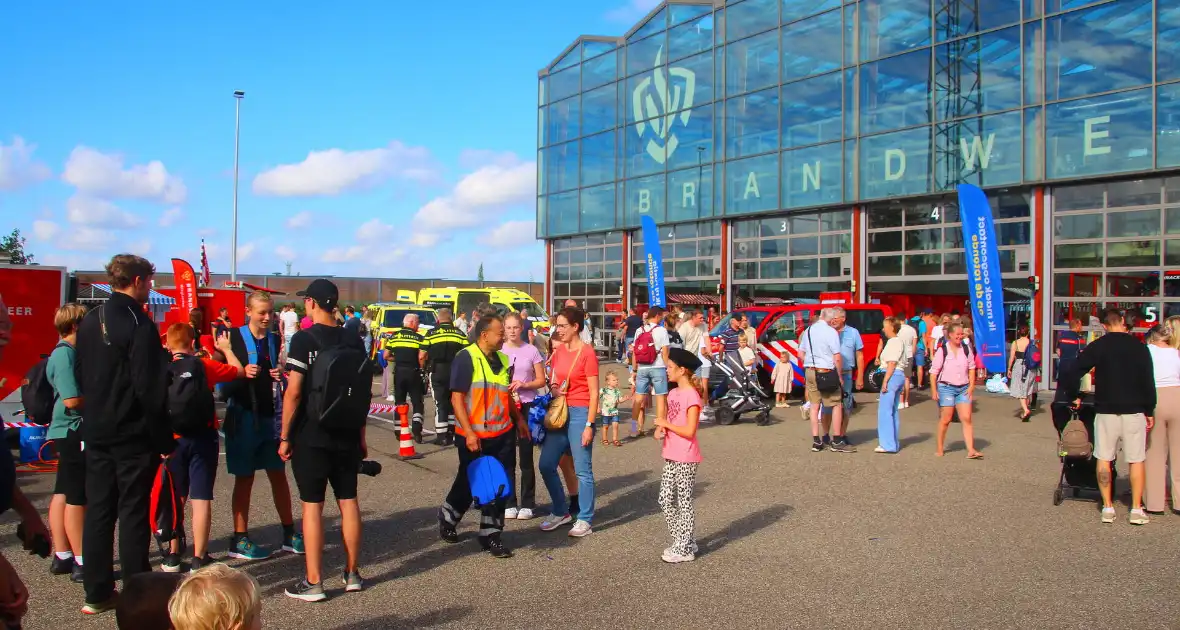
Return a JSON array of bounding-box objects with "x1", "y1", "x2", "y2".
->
[
  {"x1": 0, "y1": 228, "x2": 33, "y2": 264},
  {"x1": 477, "y1": 263, "x2": 485, "y2": 282}
]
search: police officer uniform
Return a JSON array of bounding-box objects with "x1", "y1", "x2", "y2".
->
[
  {"x1": 422, "y1": 322, "x2": 467, "y2": 446},
  {"x1": 384, "y1": 327, "x2": 426, "y2": 441}
]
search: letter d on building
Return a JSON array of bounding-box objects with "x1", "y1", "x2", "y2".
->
[{"x1": 884, "y1": 149, "x2": 906, "y2": 181}]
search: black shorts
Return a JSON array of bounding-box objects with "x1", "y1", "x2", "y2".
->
[
  {"x1": 53, "y1": 429, "x2": 86, "y2": 506},
  {"x1": 167, "y1": 431, "x2": 219, "y2": 501},
  {"x1": 291, "y1": 443, "x2": 360, "y2": 504}
]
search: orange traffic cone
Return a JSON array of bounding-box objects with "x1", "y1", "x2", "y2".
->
[{"x1": 397, "y1": 404, "x2": 422, "y2": 460}]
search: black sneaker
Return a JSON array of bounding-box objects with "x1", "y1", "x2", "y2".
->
[
  {"x1": 480, "y1": 537, "x2": 514, "y2": 559},
  {"x1": 829, "y1": 440, "x2": 858, "y2": 453},
  {"x1": 443, "y1": 433, "x2": 454, "y2": 446},
  {"x1": 70, "y1": 563, "x2": 84, "y2": 583},
  {"x1": 433, "y1": 432, "x2": 447, "y2": 446},
  {"x1": 811, "y1": 439, "x2": 824, "y2": 452},
  {"x1": 284, "y1": 578, "x2": 327, "y2": 603},
  {"x1": 837, "y1": 434, "x2": 854, "y2": 446},
  {"x1": 190, "y1": 555, "x2": 216, "y2": 573},
  {"x1": 412, "y1": 424, "x2": 423, "y2": 444},
  {"x1": 439, "y1": 520, "x2": 459, "y2": 544},
  {"x1": 161, "y1": 553, "x2": 183, "y2": 573},
  {"x1": 50, "y1": 555, "x2": 75, "y2": 575}
]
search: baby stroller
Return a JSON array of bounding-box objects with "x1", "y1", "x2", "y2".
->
[
  {"x1": 711, "y1": 352, "x2": 771, "y2": 426},
  {"x1": 1050, "y1": 394, "x2": 1110, "y2": 506}
]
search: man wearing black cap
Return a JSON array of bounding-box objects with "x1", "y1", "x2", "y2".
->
[{"x1": 279, "y1": 279, "x2": 368, "y2": 602}]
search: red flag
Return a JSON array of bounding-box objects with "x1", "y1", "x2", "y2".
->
[
  {"x1": 171, "y1": 258, "x2": 198, "y2": 315},
  {"x1": 199, "y1": 240, "x2": 211, "y2": 287}
]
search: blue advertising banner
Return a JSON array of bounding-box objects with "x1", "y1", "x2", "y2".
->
[
  {"x1": 957, "y1": 184, "x2": 1007, "y2": 374},
  {"x1": 640, "y1": 215, "x2": 666, "y2": 308}
]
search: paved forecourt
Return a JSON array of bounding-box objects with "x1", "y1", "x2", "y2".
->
[{"x1": 10, "y1": 363, "x2": 1180, "y2": 629}]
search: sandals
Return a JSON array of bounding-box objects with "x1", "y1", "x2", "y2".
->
[
  {"x1": 612, "y1": 440, "x2": 623, "y2": 447},
  {"x1": 967, "y1": 452, "x2": 985, "y2": 460}
]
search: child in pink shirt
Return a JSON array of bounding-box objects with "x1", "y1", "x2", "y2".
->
[{"x1": 654, "y1": 347, "x2": 704, "y2": 564}]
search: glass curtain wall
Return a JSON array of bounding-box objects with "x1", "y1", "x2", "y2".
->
[
  {"x1": 552, "y1": 232, "x2": 626, "y2": 330},
  {"x1": 539, "y1": 0, "x2": 1180, "y2": 239},
  {"x1": 630, "y1": 220, "x2": 723, "y2": 305},
  {"x1": 1050, "y1": 176, "x2": 1180, "y2": 335},
  {"x1": 731, "y1": 208, "x2": 854, "y2": 300}
]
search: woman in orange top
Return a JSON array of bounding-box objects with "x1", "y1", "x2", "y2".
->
[{"x1": 538, "y1": 307, "x2": 600, "y2": 538}]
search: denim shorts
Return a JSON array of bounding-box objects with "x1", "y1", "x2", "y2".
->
[
  {"x1": 937, "y1": 383, "x2": 970, "y2": 407},
  {"x1": 635, "y1": 367, "x2": 669, "y2": 395},
  {"x1": 914, "y1": 347, "x2": 927, "y2": 367},
  {"x1": 599, "y1": 414, "x2": 619, "y2": 426}
]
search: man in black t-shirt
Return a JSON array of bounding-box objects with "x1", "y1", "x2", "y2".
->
[
  {"x1": 221, "y1": 291, "x2": 301, "y2": 562},
  {"x1": 622, "y1": 308, "x2": 645, "y2": 361},
  {"x1": 279, "y1": 279, "x2": 367, "y2": 603}
]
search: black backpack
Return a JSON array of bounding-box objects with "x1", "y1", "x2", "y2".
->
[
  {"x1": 19, "y1": 344, "x2": 64, "y2": 426},
  {"x1": 305, "y1": 335, "x2": 371, "y2": 432},
  {"x1": 166, "y1": 355, "x2": 215, "y2": 436}
]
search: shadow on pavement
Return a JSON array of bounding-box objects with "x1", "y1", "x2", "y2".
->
[
  {"x1": 900, "y1": 432, "x2": 932, "y2": 447},
  {"x1": 944, "y1": 438, "x2": 991, "y2": 453},
  {"x1": 593, "y1": 480, "x2": 712, "y2": 532},
  {"x1": 696, "y1": 504, "x2": 791, "y2": 556},
  {"x1": 331, "y1": 605, "x2": 474, "y2": 629}
]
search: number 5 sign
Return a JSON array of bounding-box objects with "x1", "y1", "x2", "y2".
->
[{"x1": 1144, "y1": 306, "x2": 1158, "y2": 324}]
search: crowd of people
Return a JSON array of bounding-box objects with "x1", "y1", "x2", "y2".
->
[{"x1": 5, "y1": 251, "x2": 1180, "y2": 627}]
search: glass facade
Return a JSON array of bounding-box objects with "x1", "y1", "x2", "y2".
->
[
  {"x1": 538, "y1": 0, "x2": 1177, "y2": 238},
  {"x1": 551, "y1": 232, "x2": 626, "y2": 331}
]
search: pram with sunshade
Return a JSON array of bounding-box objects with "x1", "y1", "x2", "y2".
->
[{"x1": 711, "y1": 352, "x2": 772, "y2": 426}]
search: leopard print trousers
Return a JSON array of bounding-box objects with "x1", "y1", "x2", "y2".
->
[{"x1": 658, "y1": 460, "x2": 698, "y2": 556}]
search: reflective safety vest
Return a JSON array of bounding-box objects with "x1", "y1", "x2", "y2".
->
[
  {"x1": 455, "y1": 345, "x2": 513, "y2": 439},
  {"x1": 384, "y1": 328, "x2": 423, "y2": 366}
]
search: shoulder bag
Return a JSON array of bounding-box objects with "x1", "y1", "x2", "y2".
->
[
  {"x1": 544, "y1": 344, "x2": 585, "y2": 430},
  {"x1": 806, "y1": 327, "x2": 842, "y2": 393}
]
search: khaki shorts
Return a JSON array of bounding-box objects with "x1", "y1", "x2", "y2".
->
[
  {"x1": 805, "y1": 368, "x2": 843, "y2": 407},
  {"x1": 1095, "y1": 413, "x2": 1147, "y2": 463}
]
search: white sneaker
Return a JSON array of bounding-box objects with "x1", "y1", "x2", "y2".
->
[
  {"x1": 1129, "y1": 509, "x2": 1149, "y2": 526},
  {"x1": 568, "y1": 520, "x2": 593, "y2": 537},
  {"x1": 516, "y1": 508, "x2": 534, "y2": 520},
  {"x1": 385, "y1": 395, "x2": 395, "y2": 402},
  {"x1": 661, "y1": 549, "x2": 695, "y2": 563},
  {"x1": 1101, "y1": 507, "x2": 1116, "y2": 524},
  {"x1": 540, "y1": 514, "x2": 572, "y2": 531},
  {"x1": 504, "y1": 507, "x2": 518, "y2": 520}
]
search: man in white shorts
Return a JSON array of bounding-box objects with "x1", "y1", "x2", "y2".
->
[{"x1": 1068, "y1": 309, "x2": 1156, "y2": 525}]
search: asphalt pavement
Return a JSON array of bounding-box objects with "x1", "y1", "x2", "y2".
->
[{"x1": 9, "y1": 362, "x2": 1180, "y2": 629}]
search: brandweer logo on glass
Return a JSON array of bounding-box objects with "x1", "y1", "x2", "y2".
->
[{"x1": 631, "y1": 48, "x2": 695, "y2": 165}]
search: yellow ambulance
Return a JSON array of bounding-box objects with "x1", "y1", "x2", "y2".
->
[{"x1": 414, "y1": 287, "x2": 550, "y2": 334}]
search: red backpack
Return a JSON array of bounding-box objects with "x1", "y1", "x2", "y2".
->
[{"x1": 633, "y1": 325, "x2": 658, "y2": 365}]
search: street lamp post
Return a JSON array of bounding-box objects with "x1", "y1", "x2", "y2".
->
[{"x1": 232, "y1": 90, "x2": 245, "y2": 282}]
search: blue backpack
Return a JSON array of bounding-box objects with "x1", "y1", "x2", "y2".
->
[
  {"x1": 467, "y1": 455, "x2": 512, "y2": 507},
  {"x1": 1024, "y1": 339, "x2": 1042, "y2": 371},
  {"x1": 240, "y1": 325, "x2": 280, "y2": 371}
]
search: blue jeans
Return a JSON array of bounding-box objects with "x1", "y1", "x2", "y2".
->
[
  {"x1": 841, "y1": 372, "x2": 854, "y2": 414},
  {"x1": 937, "y1": 383, "x2": 971, "y2": 407},
  {"x1": 539, "y1": 406, "x2": 595, "y2": 523},
  {"x1": 877, "y1": 371, "x2": 905, "y2": 452}
]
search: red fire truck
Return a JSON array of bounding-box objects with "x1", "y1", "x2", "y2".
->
[{"x1": 0, "y1": 265, "x2": 69, "y2": 426}]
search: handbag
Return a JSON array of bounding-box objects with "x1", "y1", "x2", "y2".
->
[
  {"x1": 544, "y1": 345, "x2": 584, "y2": 430},
  {"x1": 806, "y1": 327, "x2": 842, "y2": 393}
]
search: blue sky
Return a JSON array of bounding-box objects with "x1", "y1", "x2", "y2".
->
[{"x1": 0, "y1": 0, "x2": 661, "y2": 280}]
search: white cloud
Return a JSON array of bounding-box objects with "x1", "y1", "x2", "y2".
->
[
  {"x1": 0, "y1": 136, "x2": 51, "y2": 191},
  {"x1": 285, "y1": 211, "x2": 313, "y2": 229},
  {"x1": 408, "y1": 232, "x2": 445, "y2": 248},
  {"x1": 32, "y1": 220, "x2": 59, "y2": 241},
  {"x1": 59, "y1": 225, "x2": 115, "y2": 251},
  {"x1": 320, "y1": 243, "x2": 406, "y2": 266},
  {"x1": 477, "y1": 220, "x2": 537, "y2": 248},
  {"x1": 123, "y1": 239, "x2": 153, "y2": 256},
  {"x1": 605, "y1": 0, "x2": 661, "y2": 23},
  {"x1": 252, "y1": 141, "x2": 438, "y2": 197},
  {"x1": 65, "y1": 195, "x2": 142, "y2": 229},
  {"x1": 158, "y1": 207, "x2": 184, "y2": 227},
  {"x1": 275, "y1": 245, "x2": 297, "y2": 261},
  {"x1": 355, "y1": 218, "x2": 395, "y2": 242},
  {"x1": 61, "y1": 146, "x2": 187, "y2": 204},
  {"x1": 412, "y1": 161, "x2": 536, "y2": 232},
  {"x1": 238, "y1": 242, "x2": 256, "y2": 262}
]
